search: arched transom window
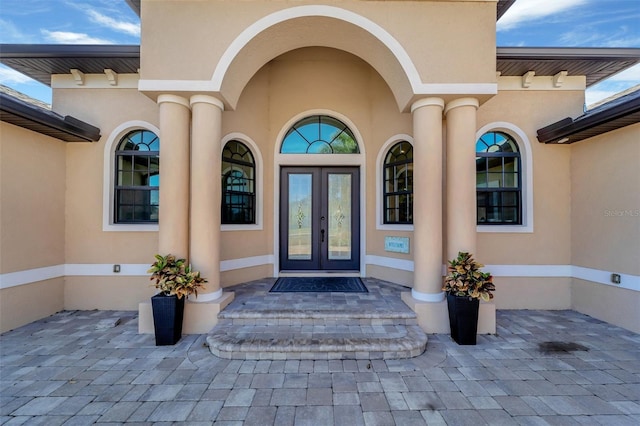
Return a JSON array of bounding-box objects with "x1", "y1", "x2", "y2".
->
[
  {"x1": 476, "y1": 131, "x2": 522, "y2": 225},
  {"x1": 383, "y1": 141, "x2": 413, "y2": 224},
  {"x1": 281, "y1": 115, "x2": 359, "y2": 154},
  {"x1": 222, "y1": 140, "x2": 256, "y2": 224},
  {"x1": 114, "y1": 130, "x2": 159, "y2": 223}
]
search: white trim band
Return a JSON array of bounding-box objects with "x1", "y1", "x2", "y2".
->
[
  {"x1": 365, "y1": 255, "x2": 414, "y2": 272},
  {"x1": 220, "y1": 255, "x2": 274, "y2": 272},
  {"x1": 2, "y1": 261, "x2": 639, "y2": 292},
  {"x1": 412, "y1": 289, "x2": 445, "y2": 302},
  {"x1": 0, "y1": 265, "x2": 65, "y2": 288}
]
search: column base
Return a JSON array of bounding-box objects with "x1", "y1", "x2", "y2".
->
[
  {"x1": 139, "y1": 291, "x2": 234, "y2": 334},
  {"x1": 401, "y1": 292, "x2": 496, "y2": 334}
]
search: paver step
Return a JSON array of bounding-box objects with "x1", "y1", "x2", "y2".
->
[
  {"x1": 218, "y1": 309, "x2": 418, "y2": 326},
  {"x1": 206, "y1": 321, "x2": 427, "y2": 360},
  {"x1": 206, "y1": 278, "x2": 428, "y2": 360}
]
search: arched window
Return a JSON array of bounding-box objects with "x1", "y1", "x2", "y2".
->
[
  {"x1": 114, "y1": 130, "x2": 159, "y2": 223},
  {"x1": 222, "y1": 140, "x2": 255, "y2": 224},
  {"x1": 476, "y1": 131, "x2": 521, "y2": 225},
  {"x1": 383, "y1": 141, "x2": 413, "y2": 224},
  {"x1": 281, "y1": 115, "x2": 359, "y2": 154}
]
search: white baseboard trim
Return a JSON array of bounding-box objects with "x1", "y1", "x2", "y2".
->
[
  {"x1": 1, "y1": 258, "x2": 638, "y2": 293},
  {"x1": 220, "y1": 255, "x2": 274, "y2": 272},
  {"x1": 365, "y1": 255, "x2": 414, "y2": 272}
]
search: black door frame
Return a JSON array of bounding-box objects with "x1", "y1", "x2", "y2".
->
[{"x1": 279, "y1": 166, "x2": 360, "y2": 271}]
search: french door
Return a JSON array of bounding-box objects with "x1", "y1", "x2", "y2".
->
[{"x1": 280, "y1": 167, "x2": 360, "y2": 271}]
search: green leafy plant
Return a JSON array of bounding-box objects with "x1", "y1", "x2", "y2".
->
[
  {"x1": 442, "y1": 252, "x2": 495, "y2": 301},
  {"x1": 148, "y1": 254, "x2": 206, "y2": 299}
]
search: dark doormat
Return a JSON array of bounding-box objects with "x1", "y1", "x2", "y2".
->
[{"x1": 270, "y1": 277, "x2": 368, "y2": 293}]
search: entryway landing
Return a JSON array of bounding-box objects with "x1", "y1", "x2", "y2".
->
[{"x1": 206, "y1": 278, "x2": 428, "y2": 360}]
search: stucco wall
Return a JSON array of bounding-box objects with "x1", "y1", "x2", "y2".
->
[
  {"x1": 141, "y1": 0, "x2": 495, "y2": 84},
  {"x1": 570, "y1": 123, "x2": 640, "y2": 275},
  {"x1": 54, "y1": 88, "x2": 160, "y2": 265},
  {"x1": 569, "y1": 123, "x2": 640, "y2": 333},
  {"x1": 0, "y1": 278, "x2": 65, "y2": 333},
  {"x1": 475, "y1": 90, "x2": 584, "y2": 266},
  {"x1": 0, "y1": 122, "x2": 66, "y2": 331}
]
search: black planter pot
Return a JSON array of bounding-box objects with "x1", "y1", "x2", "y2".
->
[
  {"x1": 446, "y1": 293, "x2": 480, "y2": 345},
  {"x1": 151, "y1": 293, "x2": 185, "y2": 346}
]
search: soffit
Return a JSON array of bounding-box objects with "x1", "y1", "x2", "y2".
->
[
  {"x1": 496, "y1": 0, "x2": 516, "y2": 20},
  {"x1": 497, "y1": 47, "x2": 640, "y2": 87},
  {"x1": 0, "y1": 44, "x2": 140, "y2": 86}
]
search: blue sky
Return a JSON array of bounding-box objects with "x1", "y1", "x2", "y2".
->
[{"x1": 0, "y1": 0, "x2": 638, "y2": 107}]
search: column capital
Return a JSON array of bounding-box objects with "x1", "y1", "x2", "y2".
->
[
  {"x1": 411, "y1": 97, "x2": 445, "y2": 114},
  {"x1": 190, "y1": 95, "x2": 225, "y2": 111},
  {"x1": 157, "y1": 94, "x2": 190, "y2": 109},
  {"x1": 444, "y1": 97, "x2": 479, "y2": 115}
]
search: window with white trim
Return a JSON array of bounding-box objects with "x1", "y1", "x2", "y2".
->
[
  {"x1": 114, "y1": 130, "x2": 159, "y2": 223},
  {"x1": 476, "y1": 131, "x2": 522, "y2": 225},
  {"x1": 383, "y1": 141, "x2": 413, "y2": 224},
  {"x1": 222, "y1": 140, "x2": 256, "y2": 224}
]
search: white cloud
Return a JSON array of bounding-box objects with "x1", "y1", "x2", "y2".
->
[
  {"x1": 0, "y1": 66, "x2": 34, "y2": 85},
  {"x1": 498, "y1": 0, "x2": 588, "y2": 31},
  {"x1": 0, "y1": 18, "x2": 31, "y2": 43},
  {"x1": 41, "y1": 30, "x2": 112, "y2": 44},
  {"x1": 86, "y1": 9, "x2": 140, "y2": 37}
]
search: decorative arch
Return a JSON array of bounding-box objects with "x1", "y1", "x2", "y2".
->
[
  {"x1": 212, "y1": 5, "x2": 418, "y2": 111},
  {"x1": 103, "y1": 121, "x2": 161, "y2": 232},
  {"x1": 475, "y1": 122, "x2": 534, "y2": 233}
]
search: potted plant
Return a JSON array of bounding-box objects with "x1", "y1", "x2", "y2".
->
[
  {"x1": 442, "y1": 251, "x2": 495, "y2": 345},
  {"x1": 148, "y1": 254, "x2": 206, "y2": 345}
]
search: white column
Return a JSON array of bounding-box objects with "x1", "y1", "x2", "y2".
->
[
  {"x1": 189, "y1": 95, "x2": 224, "y2": 301},
  {"x1": 444, "y1": 98, "x2": 479, "y2": 260},
  {"x1": 411, "y1": 98, "x2": 445, "y2": 302},
  {"x1": 157, "y1": 95, "x2": 191, "y2": 259}
]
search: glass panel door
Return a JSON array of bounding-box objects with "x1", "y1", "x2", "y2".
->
[
  {"x1": 288, "y1": 174, "x2": 312, "y2": 260},
  {"x1": 327, "y1": 173, "x2": 351, "y2": 260},
  {"x1": 280, "y1": 167, "x2": 360, "y2": 271}
]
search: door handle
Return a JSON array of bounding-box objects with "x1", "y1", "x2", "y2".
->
[{"x1": 321, "y1": 229, "x2": 325, "y2": 242}]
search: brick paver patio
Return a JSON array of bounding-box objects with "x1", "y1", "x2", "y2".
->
[{"x1": 1, "y1": 308, "x2": 639, "y2": 425}]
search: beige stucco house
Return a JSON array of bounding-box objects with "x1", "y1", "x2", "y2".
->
[{"x1": 1, "y1": 0, "x2": 639, "y2": 336}]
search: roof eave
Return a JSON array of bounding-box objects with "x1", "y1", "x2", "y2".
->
[
  {"x1": 0, "y1": 93, "x2": 101, "y2": 142},
  {"x1": 536, "y1": 96, "x2": 640, "y2": 144}
]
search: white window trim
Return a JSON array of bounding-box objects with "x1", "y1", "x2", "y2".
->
[
  {"x1": 221, "y1": 133, "x2": 264, "y2": 231},
  {"x1": 475, "y1": 122, "x2": 534, "y2": 233},
  {"x1": 272, "y1": 109, "x2": 366, "y2": 277},
  {"x1": 103, "y1": 121, "x2": 160, "y2": 232},
  {"x1": 376, "y1": 135, "x2": 415, "y2": 231}
]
